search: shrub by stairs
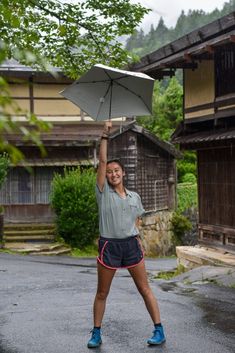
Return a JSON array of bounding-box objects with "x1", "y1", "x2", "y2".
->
[{"x1": 3, "y1": 223, "x2": 71, "y2": 255}]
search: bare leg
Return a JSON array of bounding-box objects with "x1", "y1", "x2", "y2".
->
[
  {"x1": 93, "y1": 262, "x2": 116, "y2": 327},
  {"x1": 128, "y1": 261, "x2": 161, "y2": 324}
]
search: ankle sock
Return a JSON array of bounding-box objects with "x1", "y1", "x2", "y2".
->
[
  {"x1": 94, "y1": 326, "x2": 101, "y2": 330},
  {"x1": 154, "y1": 323, "x2": 162, "y2": 328}
]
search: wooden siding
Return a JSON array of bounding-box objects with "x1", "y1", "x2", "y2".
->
[
  {"x1": 6, "y1": 79, "x2": 81, "y2": 116},
  {"x1": 198, "y1": 145, "x2": 235, "y2": 248},
  {"x1": 9, "y1": 83, "x2": 29, "y2": 97},
  {"x1": 137, "y1": 135, "x2": 175, "y2": 211},
  {"x1": 3, "y1": 204, "x2": 54, "y2": 223},
  {"x1": 184, "y1": 60, "x2": 215, "y2": 119}
]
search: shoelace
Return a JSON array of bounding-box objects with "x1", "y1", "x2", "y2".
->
[
  {"x1": 90, "y1": 329, "x2": 101, "y2": 339},
  {"x1": 152, "y1": 328, "x2": 161, "y2": 335}
]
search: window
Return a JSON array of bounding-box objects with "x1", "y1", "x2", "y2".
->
[
  {"x1": 215, "y1": 43, "x2": 235, "y2": 97},
  {"x1": 0, "y1": 167, "x2": 63, "y2": 205},
  {"x1": 0, "y1": 168, "x2": 33, "y2": 204}
]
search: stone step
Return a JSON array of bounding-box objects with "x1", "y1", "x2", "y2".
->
[
  {"x1": 4, "y1": 223, "x2": 55, "y2": 231},
  {"x1": 3, "y1": 234, "x2": 55, "y2": 242},
  {"x1": 31, "y1": 248, "x2": 71, "y2": 256},
  {"x1": 176, "y1": 245, "x2": 235, "y2": 269},
  {"x1": 3, "y1": 223, "x2": 56, "y2": 243},
  {"x1": 4, "y1": 242, "x2": 71, "y2": 256},
  {"x1": 4, "y1": 229, "x2": 55, "y2": 236}
]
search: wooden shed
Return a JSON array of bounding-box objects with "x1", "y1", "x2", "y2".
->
[
  {"x1": 109, "y1": 123, "x2": 179, "y2": 212},
  {"x1": 131, "y1": 12, "x2": 235, "y2": 250}
]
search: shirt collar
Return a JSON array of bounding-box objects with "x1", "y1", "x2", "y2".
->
[{"x1": 108, "y1": 184, "x2": 132, "y2": 197}]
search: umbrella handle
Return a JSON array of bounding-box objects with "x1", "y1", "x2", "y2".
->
[
  {"x1": 109, "y1": 80, "x2": 113, "y2": 120},
  {"x1": 104, "y1": 120, "x2": 112, "y2": 133}
]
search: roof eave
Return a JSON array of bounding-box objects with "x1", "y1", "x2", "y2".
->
[{"x1": 130, "y1": 12, "x2": 235, "y2": 77}]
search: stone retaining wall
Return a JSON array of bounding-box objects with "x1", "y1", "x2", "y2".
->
[{"x1": 139, "y1": 210, "x2": 174, "y2": 257}]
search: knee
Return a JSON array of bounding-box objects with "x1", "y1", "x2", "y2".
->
[
  {"x1": 138, "y1": 285, "x2": 152, "y2": 299},
  {"x1": 96, "y1": 289, "x2": 109, "y2": 301}
]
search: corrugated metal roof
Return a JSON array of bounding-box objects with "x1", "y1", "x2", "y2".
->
[
  {"x1": 15, "y1": 159, "x2": 94, "y2": 167},
  {"x1": 0, "y1": 59, "x2": 61, "y2": 73},
  {"x1": 110, "y1": 122, "x2": 182, "y2": 158},
  {"x1": 172, "y1": 128, "x2": 235, "y2": 144},
  {"x1": 4, "y1": 121, "x2": 126, "y2": 146}
]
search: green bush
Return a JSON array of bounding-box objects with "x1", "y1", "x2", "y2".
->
[
  {"x1": 0, "y1": 153, "x2": 9, "y2": 213},
  {"x1": 177, "y1": 182, "x2": 198, "y2": 213},
  {"x1": 50, "y1": 167, "x2": 99, "y2": 248},
  {"x1": 177, "y1": 151, "x2": 197, "y2": 182},
  {"x1": 181, "y1": 173, "x2": 197, "y2": 183},
  {"x1": 0, "y1": 153, "x2": 9, "y2": 189},
  {"x1": 171, "y1": 212, "x2": 192, "y2": 245}
]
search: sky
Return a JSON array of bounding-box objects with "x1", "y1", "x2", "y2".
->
[{"x1": 130, "y1": 0, "x2": 228, "y2": 32}]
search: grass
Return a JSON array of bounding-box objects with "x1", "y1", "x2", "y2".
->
[
  {"x1": 0, "y1": 248, "x2": 20, "y2": 255},
  {"x1": 71, "y1": 244, "x2": 98, "y2": 257},
  {"x1": 155, "y1": 264, "x2": 186, "y2": 280}
]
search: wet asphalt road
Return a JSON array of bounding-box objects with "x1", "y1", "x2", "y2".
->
[{"x1": 0, "y1": 253, "x2": 234, "y2": 353}]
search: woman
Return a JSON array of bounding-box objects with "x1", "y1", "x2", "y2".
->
[{"x1": 87, "y1": 121, "x2": 165, "y2": 348}]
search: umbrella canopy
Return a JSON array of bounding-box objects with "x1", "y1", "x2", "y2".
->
[{"x1": 60, "y1": 64, "x2": 154, "y2": 121}]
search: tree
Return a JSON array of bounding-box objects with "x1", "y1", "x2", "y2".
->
[
  {"x1": 137, "y1": 77, "x2": 196, "y2": 182},
  {"x1": 0, "y1": 0, "x2": 149, "y2": 163},
  {"x1": 125, "y1": 2, "x2": 235, "y2": 56},
  {"x1": 0, "y1": 0, "x2": 149, "y2": 77},
  {"x1": 0, "y1": 153, "x2": 9, "y2": 215},
  {"x1": 137, "y1": 77, "x2": 183, "y2": 141}
]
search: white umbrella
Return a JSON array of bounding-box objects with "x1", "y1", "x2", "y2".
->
[{"x1": 60, "y1": 64, "x2": 154, "y2": 121}]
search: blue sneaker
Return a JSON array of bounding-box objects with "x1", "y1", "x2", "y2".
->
[
  {"x1": 147, "y1": 325, "x2": 166, "y2": 345},
  {"x1": 87, "y1": 328, "x2": 102, "y2": 348}
]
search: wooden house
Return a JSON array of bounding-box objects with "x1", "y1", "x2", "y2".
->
[
  {"x1": 0, "y1": 60, "x2": 179, "y2": 223},
  {"x1": 131, "y1": 12, "x2": 235, "y2": 250},
  {"x1": 0, "y1": 59, "x2": 108, "y2": 222}
]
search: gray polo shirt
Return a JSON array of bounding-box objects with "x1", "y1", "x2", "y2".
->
[{"x1": 96, "y1": 180, "x2": 145, "y2": 239}]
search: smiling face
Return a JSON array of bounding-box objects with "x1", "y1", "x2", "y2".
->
[{"x1": 106, "y1": 161, "x2": 125, "y2": 187}]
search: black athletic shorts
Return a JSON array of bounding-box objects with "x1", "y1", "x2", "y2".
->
[{"x1": 97, "y1": 236, "x2": 144, "y2": 270}]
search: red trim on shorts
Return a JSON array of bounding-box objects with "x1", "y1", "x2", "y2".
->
[
  {"x1": 100, "y1": 240, "x2": 108, "y2": 264},
  {"x1": 136, "y1": 236, "x2": 145, "y2": 256}
]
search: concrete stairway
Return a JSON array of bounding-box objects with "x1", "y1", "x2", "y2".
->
[
  {"x1": 3, "y1": 223, "x2": 71, "y2": 255},
  {"x1": 4, "y1": 223, "x2": 56, "y2": 242}
]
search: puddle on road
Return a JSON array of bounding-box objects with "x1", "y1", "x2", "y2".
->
[
  {"x1": 0, "y1": 341, "x2": 17, "y2": 353},
  {"x1": 158, "y1": 281, "x2": 235, "y2": 335},
  {"x1": 197, "y1": 298, "x2": 235, "y2": 335},
  {"x1": 159, "y1": 281, "x2": 197, "y2": 294}
]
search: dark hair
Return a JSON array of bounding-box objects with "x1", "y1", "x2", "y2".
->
[{"x1": 107, "y1": 158, "x2": 125, "y2": 171}]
